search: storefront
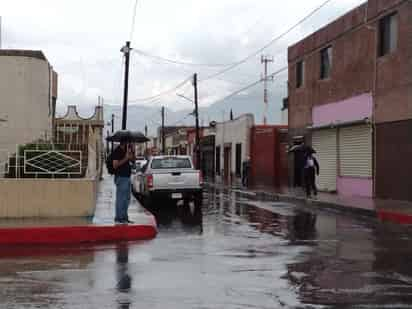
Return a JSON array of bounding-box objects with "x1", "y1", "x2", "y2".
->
[
  {"x1": 312, "y1": 128, "x2": 337, "y2": 192},
  {"x1": 311, "y1": 123, "x2": 372, "y2": 197},
  {"x1": 311, "y1": 93, "x2": 374, "y2": 198}
]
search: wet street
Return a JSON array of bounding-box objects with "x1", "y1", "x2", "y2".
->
[{"x1": 1, "y1": 185, "x2": 412, "y2": 308}]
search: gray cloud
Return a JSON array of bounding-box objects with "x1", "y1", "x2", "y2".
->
[{"x1": 2, "y1": 0, "x2": 365, "y2": 125}]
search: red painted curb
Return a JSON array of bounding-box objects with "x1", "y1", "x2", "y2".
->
[
  {"x1": 378, "y1": 211, "x2": 412, "y2": 225},
  {"x1": 0, "y1": 224, "x2": 157, "y2": 245}
]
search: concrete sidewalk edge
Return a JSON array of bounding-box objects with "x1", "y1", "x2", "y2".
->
[{"x1": 205, "y1": 182, "x2": 378, "y2": 219}]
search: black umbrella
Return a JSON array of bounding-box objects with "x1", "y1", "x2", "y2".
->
[
  {"x1": 288, "y1": 144, "x2": 316, "y2": 154},
  {"x1": 106, "y1": 130, "x2": 149, "y2": 143}
]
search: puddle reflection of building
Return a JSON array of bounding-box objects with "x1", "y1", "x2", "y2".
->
[
  {"x1": 285, "y1": 215, "x2": 378, "y2": 306},
  {"x1": 244, "y1": 205, "x2": 317, "y2": 242},
  {"x1": 116, "y1": 242, "x2": 132, "y2": 309},
  {"x1": 289, "y1": 211, "x2": 317, "y2": 241}
]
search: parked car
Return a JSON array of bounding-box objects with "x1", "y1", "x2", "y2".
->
[
  {"x1": 133, "y1": 155, "x2": 203, "y2": 209},
  {"x1": 134, "y1": 156, "x2": 147, "y2": 172}
]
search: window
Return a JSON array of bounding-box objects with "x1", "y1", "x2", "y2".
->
[
  {"x1": 320, "y1": 46, "x2": 332, "y2": 79},
  {"x1": 215, "y1": 146, "x2": 221, "y2": 175},
  {"x1": 296, "y1": 60, "x2": 304, "y2": 88},
  {"x1": 379, "y1": 13, "x2": 398, "y2": 57},
  {"x1": 235, "y1": 143, "x2": 242, "y2": 177}
]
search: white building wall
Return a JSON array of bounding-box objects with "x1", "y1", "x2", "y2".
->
[
  {"x1": 0, "y1": 54, "x2": 53, "y2": 164},
  {"x1": 215, "y1": 113, "x2": 254, "y2": 182}
]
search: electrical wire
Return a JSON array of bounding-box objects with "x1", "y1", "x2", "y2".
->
[
  {"x1": 129, "y1": 0, "x2": 139, "y2": 41},
  {"x1": 132, "y1": 49, "x2": 238, "y2": 67},
  {"x1": 208, "y1": 66, "x2": 287, "y2": 106},
  {"x1": 128, "y1": 75, "x2": 192, "y2": 103},
  {"x1": 168, "y1": 113, "x2": 192, "y2": 126},
  {"x1": 199, "y1": 0, "x2": 334, "y2": 83}
]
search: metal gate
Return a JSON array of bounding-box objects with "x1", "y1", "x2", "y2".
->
[
  {"x1": 312, "y1": 129, "x2": 337, "y2": 192},
  {"x1": 339, "y1": 125, "x2": 372, "y2": 177}
]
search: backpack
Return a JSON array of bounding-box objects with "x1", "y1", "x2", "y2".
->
[{"x1": 106, "y1": 152, "x2": 115, "y2": 175}]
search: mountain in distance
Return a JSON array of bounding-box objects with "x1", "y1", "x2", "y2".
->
[{"x1": 90, "y1": 84, "x2": 286, "y2": 137}]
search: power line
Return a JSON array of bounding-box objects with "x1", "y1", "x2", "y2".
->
[
  {"x1": 199, "y1": 0, "x2": 334, "y2": 83},
  {"x1": 133, "y1": 49, "x2": 238, "y2": 67},
  {"x1": 168, "y1": 113, "x2": 192, "y2": 126},
  {"x1": 129, "y1": 0, "x2": 139, "y2": 41},
  {"x1": 128, "y1": 76, "x2": 192, "y2": 103},
  {"x1": 209, "y1": 66, "x2": 287, "y2": 106}
]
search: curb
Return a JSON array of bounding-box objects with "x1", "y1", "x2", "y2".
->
[{"x1": 205, "y1": 183, "x2": 377, "y2": 219}]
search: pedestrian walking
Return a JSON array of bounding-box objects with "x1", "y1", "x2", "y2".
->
[
  {"x1": 242, "y1": 157, "x2": 250, "y2": 187},
  {"x1": 303, "y1": 153, "x2": 319, "y2": 198},
  {"x1": 112, "y1": 137, "x2": 135, "y2": 223}
]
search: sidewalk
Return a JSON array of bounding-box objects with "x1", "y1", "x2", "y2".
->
[
  {"x1": 0, "y1": 174, "x2": 157, "y2": 245},
  {"x1": 209, "y1": 182, "x2": 412, "y2": 225}
]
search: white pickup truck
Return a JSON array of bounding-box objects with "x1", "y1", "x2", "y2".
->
[{"x1": 133, "y1": 155, "x2": 203, "y2": 209}]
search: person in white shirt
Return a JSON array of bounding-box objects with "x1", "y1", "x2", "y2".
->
[{"x1": 303, "y1": 153, "x2": 320, "y2": 198}]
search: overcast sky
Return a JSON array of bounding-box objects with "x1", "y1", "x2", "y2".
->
[{"x1": 1, "y1": 0, "x2": 364, "y2": 117}]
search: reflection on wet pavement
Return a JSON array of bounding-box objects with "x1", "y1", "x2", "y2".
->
[{"x1": 1, "y1": 186, "x2": 412, "y2": 308}]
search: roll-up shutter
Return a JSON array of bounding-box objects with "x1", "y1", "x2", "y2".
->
[
  {"x1": 312, "y1": 129, "x2": 337, "y2": 192},
  {"x1": 339, "y1": 125, "x2": 372, "y2": 177}
]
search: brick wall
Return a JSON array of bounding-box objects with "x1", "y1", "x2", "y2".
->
[
  {"x1": 288, "y1": 0, "x2": 412, "y2": 130},
  {"x1": 376, "y1": 120, "x2": 412, "y2": 201}
]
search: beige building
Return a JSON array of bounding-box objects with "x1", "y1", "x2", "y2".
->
[
  {"x1": 215, "y1": 114, "x2": 254, "y2": 184},
  {"x1": 0, "y1": 50, "x2": 106, "y2": 218},
  {"x1": 54, "y1": 105, "x2": 104, "y2": 178},
  {"x1": 0, "y1": 50, "x2": 57, "y2": 163}
]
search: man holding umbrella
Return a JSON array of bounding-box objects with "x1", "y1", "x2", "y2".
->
[
  {"x1": 108, "y1": 130, "x2": 149, "y2": 223},
  {"x1": 112, "y1": 136, "x2": 135, "y2": 223}
]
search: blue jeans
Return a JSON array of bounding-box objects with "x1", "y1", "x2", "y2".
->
[{"x1": 114, "y1": 176, "x2": 131, "y2": 221}]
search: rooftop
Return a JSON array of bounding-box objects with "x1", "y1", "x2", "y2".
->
[{"x1": 0, "y1": 49, "x2": 47, "y2": 61}]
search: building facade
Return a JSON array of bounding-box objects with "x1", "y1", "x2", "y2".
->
[
  {"x1": 215, "y1": 114, "x2": 254, "y2": 184},
  {"x1": 288, "y1": 0, "x2": 412, "y2": 202},
  {"x1": 250, "y1": 125, "x2": 289, "y2": 188},
  {"x1": 54, "y1": 105, "x2": 104, "y2": 178},
  {"x1": 0, "y1": 50, "x2": 58, "y2": 166}
]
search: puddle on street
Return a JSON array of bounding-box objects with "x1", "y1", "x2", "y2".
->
[{"x1": 1, "y1": 186, "x2": 412, "y2": 308}]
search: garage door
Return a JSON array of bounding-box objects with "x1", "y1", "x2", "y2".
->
[
  {"x1": 312, "y1": 129, "x2": 337, "y2": 192},
  {"x1": 339, "y1": 125, "x2": 372, "y2": 177}
]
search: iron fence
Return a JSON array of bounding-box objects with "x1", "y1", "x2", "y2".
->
[{"x1": 0, "y1": 143, "x2": 88, "y2": 179}]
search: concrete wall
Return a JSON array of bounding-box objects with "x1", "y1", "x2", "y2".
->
[
  {"x1": 215, "y1": 114, "x2": 254, "y2": 182},
  {"x1": 0, "y1": 178, "x2": 98, "y2": 218},
  {"x1": 0, "y1": 53, "x2": 53, "y2": 163}
]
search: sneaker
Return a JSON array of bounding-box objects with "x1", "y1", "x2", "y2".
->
[
  {"x1": 115, "y1": 220, "x2": 127, "y2": 224},
  {"x1": 126, "y1": 219, "x2": 134, "y2": 224}
]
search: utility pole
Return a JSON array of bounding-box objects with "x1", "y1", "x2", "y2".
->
[
  {"x1": 161, "y1": 106, "x2": 165, "y2": 155},
  {"x1": 106, "y1": 130, "x2": 110, "y2": 156},
  {"x1": 111, "y1": 113, "x2": 114, "y2": 152},
  {"x1": 145, "y1": 124, "x2": 148, "y2": 155},
  {"x1": 121, "y1": 41, "x2": 131, "y2": 130},
  {"x1": 261, "y1": 55, "x2": 274, "y2": 125},
  {"x1": 193, "y1": 73, "x2": 201, "y2": 170}
]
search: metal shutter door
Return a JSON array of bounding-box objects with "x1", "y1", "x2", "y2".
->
[
  {"x1": 339, "y1": 125, "x2": 372, "y2": 177},
  {"x1": 312, "y1": 129, "x2": 337, "y2": 192}
]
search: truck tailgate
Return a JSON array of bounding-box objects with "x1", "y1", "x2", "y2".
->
[{"x1": 152, "y1": 170, "x2": 200, "y2": 190}]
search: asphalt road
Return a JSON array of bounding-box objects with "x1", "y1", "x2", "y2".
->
[{"x1": 1, "y1": 185, "x2": 412, "y2": 308}]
